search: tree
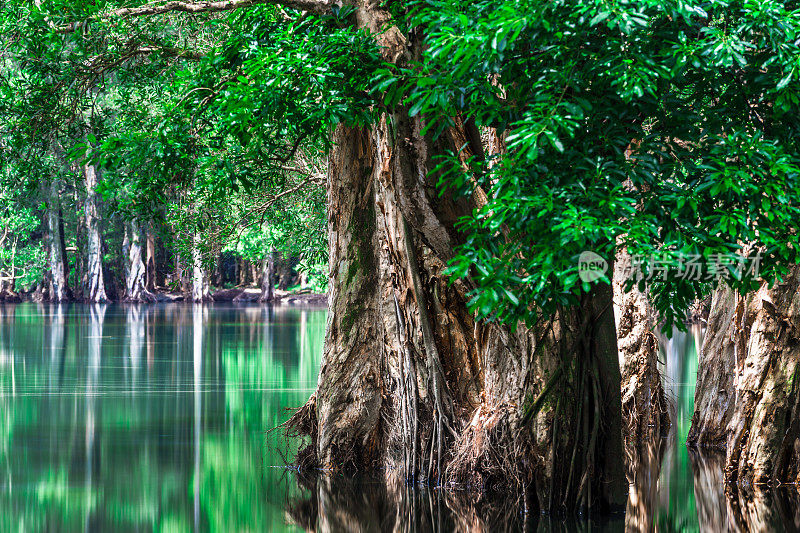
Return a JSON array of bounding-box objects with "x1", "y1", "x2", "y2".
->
[{"x1": 4, "y1": 0, "x2": 800, "y2": 514}]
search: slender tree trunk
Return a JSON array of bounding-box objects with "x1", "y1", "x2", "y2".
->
[
  {"x1": 259, "y1": 249, "x2": 276, "y2": 303},
  {"x1": 46, "y1": 179, "x2": 70, "y2": 302},
  {"x1": 145, "y1": 225, "x2": 157, "y2": 291},
  {"x1": 84, "y1": 162, "x2": 108, "y2": 303},
  {"x1": 123, "y1": 220, "x2": 156, "y2": 302},
  {"x1": 249, "y1": 261, "x2": 258, "y2": 288},
  {"x1": 191, "y1": 233, "x2": 210, "y2": 303},
  {"x1": 689, "y1": 268, "x2": 800, "y2": 485}
]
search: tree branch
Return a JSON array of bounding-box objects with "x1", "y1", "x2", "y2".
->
[{"x1": 55, "y1": 0, "x2": 335, "y2": 33}]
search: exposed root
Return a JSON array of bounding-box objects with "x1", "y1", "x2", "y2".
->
[
  {"x1": 445, "y1": 403, "x2": 530, "y2": 496},
  {"x1": 283, "y1": 394, "x2": 319, "y2": 472}
]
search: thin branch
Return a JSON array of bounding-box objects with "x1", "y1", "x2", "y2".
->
[{"x1": 54, "y1": 0, "x2": 335, "y2": 33}]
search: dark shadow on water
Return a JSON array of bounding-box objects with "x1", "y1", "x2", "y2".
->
[{"x1": 285, "y1": 471, "x2": 628, "y2": 532}]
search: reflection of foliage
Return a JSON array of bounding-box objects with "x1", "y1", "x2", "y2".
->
[
  {"x1": 0, "y1": 303, "x2": 325, "y2": 530},
  {"x1": 656, "y1": 328, "x2": 701, "y2": 532}
]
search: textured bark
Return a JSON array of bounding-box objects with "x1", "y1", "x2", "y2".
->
[
  {"x1": 687, "y1": 285, "x2": 738, "y2": 449},
  {"x1": 84, "y1": 163, "x2": 109, "y2": 303},
  {"x1": 289, "y1": 20, "x2": 626, "y2": 510},
  {"x1": 613, "y1": 252, "x2": 670, "y2": 445},
  {"x1": 259, "y1": 249, "x2": 276, "y2": 302},
  {"x1": 689, "y1": 268, "x2": 800, "y2": 486},
  {"x1": 46, "y1": 179, "x2": 70, "y2": 302},
  {"x1": 123, "y1": 220, "x2": 157, "y2": 302}
]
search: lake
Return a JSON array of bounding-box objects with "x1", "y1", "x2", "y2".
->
[{"x1": 0, "y1": 303, "x2": 797, "y2": 531}]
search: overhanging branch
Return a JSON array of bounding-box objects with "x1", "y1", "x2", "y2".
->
[{"x1": 55, "y1": 0, "x2": 335, "y2": 33}]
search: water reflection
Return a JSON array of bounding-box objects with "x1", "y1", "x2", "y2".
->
[
  {"x1": 0, "y1": 302, "x2": 325, "y2": 531},
  {"x1": 1, "y1": 306, "x2": 798, "y2": 531}
]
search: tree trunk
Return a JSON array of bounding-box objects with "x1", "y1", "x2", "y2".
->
[
  {"x1": 259, "y1": 249, "x2": 276, "y2": 303},
  {"x1": 277, "y1": 253, "x2": 293, "y2": 291},
  {"x1": 238, "y1": 258, "x2": 249, "y2": 286},
  {"x1": 687, "y1": 285, "x2": 738, "y2": 450},
  {"x1": 613, "y1": 252, "x2": 670, "y2": 444},
  {"x1": 84, "y1": 163, "x2": 109, "y2": 303},
  {"x1": 191, "y1": 234, "x2": 211, "y2": 303},
  {"x1": 0, "y1": 273, "x2": 14, "y2": 301},
  {"x1": 145, "y1": 225, "x2": 157, "y2": 291},
  {"x1": 689, "y1": 267, "x2": 800, "y2": 486},
  {"x1": 290, "y1": 110, "x2": 625, "y2": 513},
  {"x1": 46, "y1": 179, "x2": 70, "y2": 302},
  {"x1": 123, "y1": 220, "x2": 156, "y2": 302},
  {"x1": 249, "y1": 261, "x2": 259, "y2": 288}
]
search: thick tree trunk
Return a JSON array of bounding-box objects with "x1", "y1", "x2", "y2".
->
[
  {"x1": 613, "y1": 252, "x2": 670, "y2": 444},
  {"x1": 689, "y1": 268, "x2": 800, "y2": 486},
  {"x1": 687, "y1": 285, "x2": 738, "y2": 450},
  {"x1": 259, "y1": 249, "x2": 276, "y2": 303},
  {"x1": 290, "y1": 116, "x2": 625, "y2": 512},
  {"x1": 84, "y1": 163, "x2": 109, "y2": 303},
  {"x1": 123, "y1": 220, "x2": 156, "y2": 302},
  {"x1": 46, "y1": 179, "x2": 70, "y2": 302}
]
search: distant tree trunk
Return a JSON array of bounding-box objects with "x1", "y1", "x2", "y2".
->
[
  {"x1": 689, "y1": 268, "x2": 800, "y2": 485},
  {"x1": 46, "y1": 179, "x2": 70, "y2": 302},
  {"x1": 235, "y1": 257, "x2": 245, "y2": 286},
  {"x1": 259, "y1": 249, "x2": 276, "y2": 303},
  {"x1": 145, "y1": 225, "x2": 157, "y2": 291},
  {"x1": 0, "y1": 273, "x2": 13, "y2": 300},
  {"x1": 249, "y1": 261, "x2": 259, "y2": 288},
  {"x1": 277, "y1": 253, "x2": 293, "y2": 291},
  {"x1": 84, "y1": 163, "x2": 108, "y2": 303},
  {"x1": 191, "y1": 234, "x2": 210, "y2": 303},
  {"x1": 72, "y1": 180, "x2": 86, "y2": 295},
  {"x1": 123, "y1": 220, "x2": 156, "y2": 302},
  {"x1": 213, "y1": 253, "x2": 223, "y2": 287},
  {"x1": 176, "y1": 251, "x2": 191, "y2": 296}
]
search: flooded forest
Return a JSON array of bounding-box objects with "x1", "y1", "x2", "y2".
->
[{"x1": 1, "y1": 1, "x2": 800, "y2": 531}]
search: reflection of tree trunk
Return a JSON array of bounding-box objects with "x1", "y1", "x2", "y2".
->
[
  {"x1": 624, "y1": 439, "x2": 666, "y2": 533},
  {"x1": 259, "y1": 249, "x2": 276, "y2": 303},
  {"x1": 46, "y1": 179, "x2": 70, "y2": 302},
  {"x1": 289, "y1": 116, "x2": 625, "y2": 512},
  {"x1": 689, "y1": 268, "x2": 800, "y2": 485},
  {"x1": 84, "y1": 163, "x2": 109, "y2": 303},
  {"x1": 127, "y1": 306, "x2": 144, "y2": 388},
  {"x1": 85, "y1": 303, "x2": 106, "y2": 532},
  {"x1": 192, "y1": 304, "x2": 203, "y2": 530},
  {"x1": 689, "y1": 449, "x2": 728, "y2": 531}
]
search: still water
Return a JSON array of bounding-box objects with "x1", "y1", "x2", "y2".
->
[{"x1": 0, "y1": 304, "x2": 797, "y2": 531}]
